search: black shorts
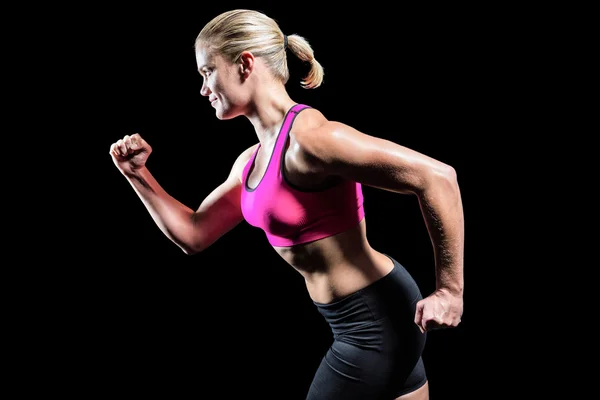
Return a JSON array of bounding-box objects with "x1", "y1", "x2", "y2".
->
[{"x1": 306, "y1": 254, "x2": 427, "y2": 400}]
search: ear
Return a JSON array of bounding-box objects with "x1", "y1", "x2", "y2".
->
[{"x1": 238, "y1": 51, "x2": 255, "y2": 78}]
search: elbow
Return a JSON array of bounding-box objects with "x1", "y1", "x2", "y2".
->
[
  {"x1": 181, "y1": 243, "x2": 205, "y2": 255},
  {"x1": 428, "y1": 159, "x2": 457, "y2": 184},
  {"x1": 429, "y1": 159, "x2": 456, "y2": 180},
  {"x1": 417, "y1": 162, "x2": 459, "y2": 196},
  {"x1": 177, "y1": 240, "x2": 205, "y2": 256},
  {"x1": 181, "y1": 247, "x2": 199, "y2": 256},
  {"x1": 433, "y1": 165, "x2": 460, "y2": 199},
  {"x1": 439, "y1": 163, "x2": 458, "y2": 186},
  {"x1": 178, "y1": 216, "x2": 207, "y2": 255}
]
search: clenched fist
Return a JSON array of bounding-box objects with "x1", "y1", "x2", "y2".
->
[
  {"x1": 109, "y1": 133, "x2": 152, "y2": 176},
  {"x1": 414, "y1": 288, "x2": 463, "y2": 333}
]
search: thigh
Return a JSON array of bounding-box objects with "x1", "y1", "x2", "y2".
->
[
  {"x1": 306, "y1": 340, "x2": 392, "y2": 400},
  {"x1": 306, "y1": 321, "x2": 427, "y2": 400}
]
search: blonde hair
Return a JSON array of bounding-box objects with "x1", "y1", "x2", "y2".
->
[{"x1": 195, "y1": 9, "x2": 324, "y2": 89}]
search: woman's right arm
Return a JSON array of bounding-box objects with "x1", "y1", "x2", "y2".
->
[{"x1": 110, "y1": 133, "x2": 255, "y2": 255}]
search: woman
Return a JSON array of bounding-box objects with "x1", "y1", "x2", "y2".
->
[{"x1": 109, "y1": 9, "x2": 464, "y2": 400}]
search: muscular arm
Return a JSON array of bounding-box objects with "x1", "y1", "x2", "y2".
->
[
  {"x1": 122, "y1": 146, "x2": 254, "y2": 255},
  {"x1": 297, "y1": 120, "x2": 464, "y2": 295}
]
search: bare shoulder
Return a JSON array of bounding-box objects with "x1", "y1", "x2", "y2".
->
[
  {"x1": 294, "y1": 109, "x2": 366, "y2": 148},
  {"x1": 294, "y1": 107, "x2": 329, "y2": 130},
  {"x1": 292, "y1": 109, "x2": 454, "y2": 187},
  {"x1": 290, "y1": 107, "x2": 330, "y2": 154},
  {"x1": 292, "y1": 107, "x2": 364, "y2": 153},
  {"x1": 228, "y1": 142, "x2": 259, "y2": 183},
  {"x1": 286, "y1": 107, "x2": 330, "y2": 171},
  {"x1": 291, "y1": 108, "x2": 364, "y2": 167}
]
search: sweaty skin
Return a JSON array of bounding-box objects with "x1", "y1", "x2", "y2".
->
[
  {"x1": 111, "y1": 34, "x2": 464, "y2": 398},
  {"x1": 242, "y1": 108, "x2": 463, "y2": 317},
  {"x1": 110, "y1": 49, "x2": 463, "y2": 339},
  {"x1": 110, "y1": 104, "x2": 464, "y2": 337}
]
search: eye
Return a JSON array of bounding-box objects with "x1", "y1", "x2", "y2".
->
[{"x1": 199, "y1": 69, "x2": 211, "y2": 79}]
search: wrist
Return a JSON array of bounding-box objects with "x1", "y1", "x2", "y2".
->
[
  {"x1": 123, "y1": 165, "x2": 148, "y2": 179},
  {"x1": 436, "y1": 284, "x2": 463, "y2": 297}
]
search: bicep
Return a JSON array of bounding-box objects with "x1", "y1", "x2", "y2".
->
[
  {"x1": 195, "y1": 174, "x2": 242, "y2": 218},
  {"x1": 188, "y1": 176, "x2": 243, "y2": 252},
  {"x1": 190, "y1": 147, "x2": 253, "y2": 251},
  {"x1": 306, "y1": 122, "x2": 454, "y2": 194}
]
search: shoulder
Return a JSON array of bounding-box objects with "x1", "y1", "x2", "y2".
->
[
  {"x1": 292, "y1": 106, "x2": 333, "y2": 146},
  {"x1": 239, "y1": 142, "x2": 260, "y2": 160},
  {"x1": 291, "y1": 107, "x2": 359, "y2": 164},
  {"x1": 287, "y1": 107, "x2": 357, "y2": 174},
  {"x1": 228, "y1": 142, "x2": 259, "y2": 183}
]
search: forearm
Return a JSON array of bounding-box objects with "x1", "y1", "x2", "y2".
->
[
  {"x1": 417, "y1": 169, "x2": 464, "y2": 295},
  {"x1": 123, "y1": 166, "x2": 198, "y2": 253}
]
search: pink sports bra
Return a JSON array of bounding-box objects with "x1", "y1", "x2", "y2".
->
[{"x1": 240, "y1": 104, "x2": 365, "y2": 247}]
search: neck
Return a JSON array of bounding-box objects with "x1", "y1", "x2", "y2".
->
[{"x1": 244, "y1": 83, "x2": 297, "y2": 145}]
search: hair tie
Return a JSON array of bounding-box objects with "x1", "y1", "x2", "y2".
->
[{"x1": 283, "y1": 34, "x2": 288, "y2": 50}]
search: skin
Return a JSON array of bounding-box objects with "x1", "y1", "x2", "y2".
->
[{"x1": 110, "y1": 45, "x2": 464, "y2": 400}]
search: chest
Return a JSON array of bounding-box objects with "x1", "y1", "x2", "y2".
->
[
  {"x1": 246, "y1": 150, "x2": 272, "y2": 190},
  {"x1": 246, "y1": 140, "x2": 332, "y2": 192}
]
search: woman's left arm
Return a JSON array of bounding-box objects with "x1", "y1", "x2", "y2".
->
[{"x1": 296, "y1": 120, "x2": 464, "y2": 332}]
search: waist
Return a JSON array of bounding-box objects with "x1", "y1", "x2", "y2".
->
[
  {"x1": 276, "y1": 230, "x2": 395, "y2": 302},
  {"x1": 312, "y1": 255, "x2": 423, "y2": 334}
]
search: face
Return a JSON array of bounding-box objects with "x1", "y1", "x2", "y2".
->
[{"x1": 195, "y1": 46, "x2": 249, "y2": 120}]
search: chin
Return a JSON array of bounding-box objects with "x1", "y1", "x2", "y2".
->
[
  {"x1": 216, "y1": 107, "x2": 243, "y2": 120},
  {"x1": 215, "y1": 111, "x2": 235, "y2": 120}
]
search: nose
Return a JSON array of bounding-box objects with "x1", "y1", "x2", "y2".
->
[{"x1": 200, "y1": 81, "x2": 210, "y2": 97}]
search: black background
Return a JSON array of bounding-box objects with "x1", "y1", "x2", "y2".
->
[{"x1": 30, "y1": 2, "x2": 523, "y2": 398}]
